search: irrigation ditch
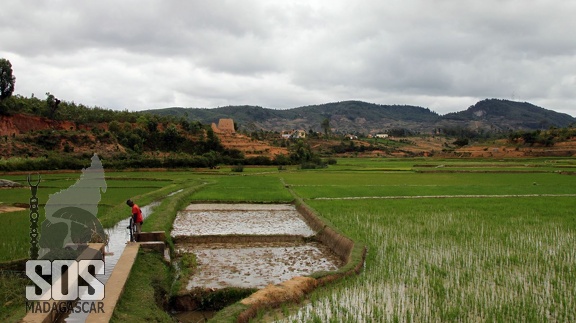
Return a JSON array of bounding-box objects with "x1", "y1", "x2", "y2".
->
[
  {"x1": 166, "y1": 201, "x2": 367, "y2": 322},
  {"x1": 1, "y1": 187, "x2": 366, "y2": 322}
]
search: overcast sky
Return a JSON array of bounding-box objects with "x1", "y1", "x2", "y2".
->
[{"x1": 1, "y1": 0, "x2": 575, "y2": 116}]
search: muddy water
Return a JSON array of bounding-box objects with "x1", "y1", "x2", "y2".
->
[
  {"x1": 172, "y1": 204, "x2": 343, "y2": 291},
  {"x1": 64, "y1": 202, "x2": 159, "y2": 323},
  {"x1": 172, "y1": 204, "x2": 315, "y2": 237},
  {"x1": 177, "y1": 241, "x2": 342, "y2": 289},
  {"x1": 102, "y1": 202, "x2": 159, "y2": 276}
]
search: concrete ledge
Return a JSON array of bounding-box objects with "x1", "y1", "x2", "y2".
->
[
  {"x1": 85, "y1": 242, "x2": 140, "y2": 323},
  {"x1": 135, "y1": 231, "x2": 165, "y2": 242},
  {"x1": 139, "y1": 241, "x2": 165, "y2": 253}
]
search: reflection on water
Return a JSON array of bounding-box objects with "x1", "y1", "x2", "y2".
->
[
  {"x1": 177, "y1": 241, "x2": 342, "y2": 289},
  {"x1": 64, "y1": 201, "x2": 159, "y2": 322},
  {"x1": 101, "y1": 202, "x2": 159, "y2": 276},
  {"x1": 172, "y1": 204, "x2": 315, "y2": 237}
]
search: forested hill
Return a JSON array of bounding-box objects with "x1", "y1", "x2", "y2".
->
[
  {"x1": 148, "y1": 99, "x2": 576, "y2": 134},
  {"x1": 440, "y1": 99, "x2": 575, "y2": 131}
]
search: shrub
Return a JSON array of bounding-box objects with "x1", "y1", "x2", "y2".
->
[
  {"x1": 300, "y1": 162, "x2": 327, "y2": 169},
  {"x1": 325, "y1": 158, "x2": 338, "y2": 165}
]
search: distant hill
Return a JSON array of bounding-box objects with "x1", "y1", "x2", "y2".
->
[
  {"x1": 440, "y1": 99, "x2": 576, "y2": 132},
  {"x1": 147, "y1": 99, "x2": 576, "y2": 134}
]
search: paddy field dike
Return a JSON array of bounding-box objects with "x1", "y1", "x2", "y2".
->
[{"x1": 1, "y1": 157, "x2": 576, "y2": 322}]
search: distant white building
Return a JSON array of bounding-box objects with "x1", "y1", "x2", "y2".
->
[
  {"x1": 375, "y1": 133, "x2": 389, "y2": 138},
  {"x1": 281, "y1": 129, "x2": 306, "y2": 139}
]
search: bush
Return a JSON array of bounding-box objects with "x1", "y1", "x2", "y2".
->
[
  {"x1": 325, "y1": 158, "x2": 338, "y2": 165},
  {"x1": 244, "y1": 156, "x2": 273, "y2": 165},
  {"x1": 231, "y1": 164, "x2": 244, "y2": 172},
  {"x1": 453, "y1": 138, "x2": 469, "y2": 147},
  {"x1": 273, "y1": 154, "x2": 292, "y2": 165},
  {"x1": 300, "y1": 161, "x2": 327, "y2": 169}
]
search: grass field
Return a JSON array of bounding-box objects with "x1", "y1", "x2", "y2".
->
[
  {"x1": 263, "y1": 160, "x2": 576, "y2": 322},
  {"x1": 2, "y1": 158, "x2": 576, "y2": 322},
  {"x1": 0, "y1": 172, "x2": 180, "y2": 262},
  {"x1": 270, "y1": 198, "x2": 576, "y2": 322},
  {"x1": 0, "y1": 170, "x2": 200, "y2": 322}
]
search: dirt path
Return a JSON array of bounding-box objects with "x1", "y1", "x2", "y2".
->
[{"x1": 0, "y1": 204, "x2": 26, "y2": 213}]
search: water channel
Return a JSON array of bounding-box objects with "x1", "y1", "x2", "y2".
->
[
  {"x1": 64, "y1": 199, "x2": 342, "y2": 322},
  {"x1": 63, "y1": 202, "x2": 159, "y2": 322}
]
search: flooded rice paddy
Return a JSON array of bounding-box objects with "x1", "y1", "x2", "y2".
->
[
  {"x1": 176, "y1": 241, "x2": 341, "y2": 289},
  {"x1": 172, "y1": 203, "x2": 315, "y2": 237},
  {"x1": 172, "y1": 204, "x2": 343, "y2": 290}
]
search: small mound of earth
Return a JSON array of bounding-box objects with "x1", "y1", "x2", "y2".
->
[{"x1": 0, "y1": 179, "x2": 24, "y2": 188}]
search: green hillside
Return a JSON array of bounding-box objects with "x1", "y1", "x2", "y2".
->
[{"x1": 147, "y1": 99, "x2": 575, "y2": 134}]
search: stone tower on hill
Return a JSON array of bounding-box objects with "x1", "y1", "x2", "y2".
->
[{"x1": 211, "y1": 118, "x2": 235, "y2": 133}]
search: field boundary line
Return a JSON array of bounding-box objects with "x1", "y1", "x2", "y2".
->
[{"x1": 312, "y1": 194, "x2": 576, "y2": 200}]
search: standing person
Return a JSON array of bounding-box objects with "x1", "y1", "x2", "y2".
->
[{"x1": 126, "y1": 199, "x2": 143, "y2": 237}]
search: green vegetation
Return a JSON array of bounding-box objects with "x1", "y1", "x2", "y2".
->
[
  {"x1": 0, "y1": 170, "x2": 195, "y2": 321},
  {"x1": 176, "y1": 253, "x2": 198, "y2": 290},
  {"x1": 190, "y1": 175, "x2": 293, "y2": 203},
  {"x1": 110, "y1": 249, "x2": 174, "y2": 323},
  {"x1": 269, "y1": 162, "x2": 576, "y2": 322},
  {"x1": 445, "y1": 98, "x2": 575, "y2": 129},
  {"x1": 0, "y1": 58, "x2": 16, "y2": 104},
  {"x1": 274, "y1": 197, "x2": 576, "y2": 322},
  {"x1": 2, "y1": 158, "x2": 576, "y2": 322},
  {"x1": 0, "y1": 172, "x2": 181, "y2": 261},
  {"x1": 507, "y1": 127, "x2": 576, "y2": 147},
  {"x1": 149, "y1": 99, "x2": 576, "y2": 137},
  {"x1": 0, "y1": 269, "x2": 27, "y2": 322},
  {"x1": 1, "y1": 94, "x2": 282, "y2": 170},
  {"x1": 143, "y1": 181, "x2": 206, "y2": 251}
]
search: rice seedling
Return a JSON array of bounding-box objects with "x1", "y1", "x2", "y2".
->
[{"x1": 276, "y1": 195, "x2": 576, "y2": 322}]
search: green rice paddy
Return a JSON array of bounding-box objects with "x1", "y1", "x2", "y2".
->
[{"x1": 1, "y1": 157, "x2": 575, "y2": 321}]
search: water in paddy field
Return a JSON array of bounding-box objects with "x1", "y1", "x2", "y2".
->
[
  {"x1": 177, "y1": 241, "x2": 342, "y2": 289},
  {"x1": 63, "y1": 202, "x2": 159, "y2": 322},
  {"x1": 172, "y1": 203, "x2": 315, "y2": 237},
  {"x1": 172, "y1": 204, "x2": 343, "y2": 290}
]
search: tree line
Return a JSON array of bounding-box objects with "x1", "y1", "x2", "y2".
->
[{"x1": 1, "y1": 58, "x2": 330, "y2": 170}]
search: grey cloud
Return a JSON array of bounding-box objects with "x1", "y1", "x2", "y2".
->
[{"x1": 1, "y1": 0, "x2": 575, "y2": 115}]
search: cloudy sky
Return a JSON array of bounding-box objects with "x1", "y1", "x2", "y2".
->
[{"x1": 1, "y1": 0, "x2": 575, "y2": 116}]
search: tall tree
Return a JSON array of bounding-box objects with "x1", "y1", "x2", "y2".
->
[
  {"x1": 0, "y1": 58, "x2": 16, "y2": 100},
  {"x1": 321, "y1": 118, "x2": 330, "y2": 138},
  {"x1": 45, "y1": 92, "x2": 61, "y2": 119}
]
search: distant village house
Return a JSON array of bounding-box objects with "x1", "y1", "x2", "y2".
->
[{"x1": 281, "y1": 129, "x2": 306, "y2": 139}]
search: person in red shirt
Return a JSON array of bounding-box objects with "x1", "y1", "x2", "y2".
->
[{"x1": 126, "y1": 199, "x2": 143, "y2": 236}]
